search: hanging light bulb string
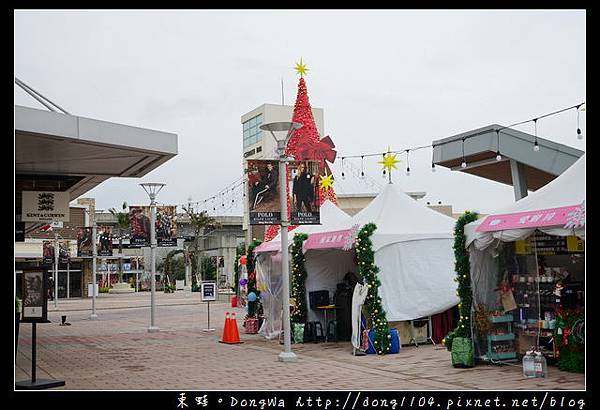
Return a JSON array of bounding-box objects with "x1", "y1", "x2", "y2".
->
[
  {"x1": 496, "y1": 129, "x2": 502, "y2": 161},
  {"x1": 338, "y1": 101, "x2": 584, "y2": 161},
  {"x1": 405, "y1": 149, "x2": 411, "y2": 176},
  {"x1": 461, "y1": 138, "x2": 467, "y2": 168}
]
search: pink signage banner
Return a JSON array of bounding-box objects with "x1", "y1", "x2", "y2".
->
[
  {"x1": 476, "y1": 204, "x2": 583, "y2": 232},
  {"x1": 254, "y1": 240, "x2": 282, "y2": 253},
  {"x1": 304, "y1": 228, "x2": 355, "y2": 250}
]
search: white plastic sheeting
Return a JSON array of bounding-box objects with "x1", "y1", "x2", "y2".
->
[
  {"x1": 256, "y1": 252, "x2": 283, "y2": 339},
  {"x1": 465, "y1": 154, "x2": 586, "y2": 250}
]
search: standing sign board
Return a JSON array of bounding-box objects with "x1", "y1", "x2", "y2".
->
[
  {"x1": 201, "y1": 281, "x2": 217, "y2": 302},
  {"x1": 21, "y1": 191, "x2": 70, "y2": 222},
  {"x1": 21, "y1": 269, "x2": 48, "y2": 323}
]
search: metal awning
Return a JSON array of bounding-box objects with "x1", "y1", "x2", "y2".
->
[
  {"x1": 432, "y1": 124, "x2": 583, "y2": 200},
  {"x1": 15, "y1": 105, "x2": 178, "y2": 216}
]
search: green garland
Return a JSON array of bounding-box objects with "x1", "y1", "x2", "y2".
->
[
  {"x1": 444, "y1": 211, "x2": 479, "y2": 351},
  {"x1": 555, "y1": 307, "x2": 584, "y2": 373},
  {"x1": 356, "y1": 223, "x2": 391, "y2": 355},
  {"x1": 290, "y1": 232, "x2": 309, "y2": 324},
  {"x1": 246, "y1": 239, "x2": 262, "y2": 317}
]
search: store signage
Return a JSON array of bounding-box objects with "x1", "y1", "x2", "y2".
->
[
  {"x1": 476, "y1": 204, "x2": 583, "y2": 232},
  {"x1": 304, "y1": 228, "x2": 354, "y2": 250},
  {"x1": 201, "y1": 281, "x2": 217, "y2": 302},
  {"x1": 515, "y1": 234, "x2": 584, "y2": 255},
  {"x1": 21, "y1": 191, "x2": 70, "y2": 222}
]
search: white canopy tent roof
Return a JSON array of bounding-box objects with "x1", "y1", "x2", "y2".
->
[
  {"x1": 348, "y1": 183, "x2": 459, "y2": 321},
  {"x1": 465, "y1": 153, "x2": 585, "y2": 250}
]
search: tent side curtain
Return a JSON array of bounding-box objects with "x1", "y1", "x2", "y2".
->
[
  {"x1": 256, "y1": 252, "x2": 283, "y2": 340},
  {"x1": 377, "y1": 239, "x2": 459, "y2": 321}
]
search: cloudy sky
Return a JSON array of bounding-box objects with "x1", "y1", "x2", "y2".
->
[{"x1": 14, "y1": 10, "x2": 586, "y2": 215}]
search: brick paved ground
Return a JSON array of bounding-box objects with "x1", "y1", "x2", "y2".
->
[{"x1": 14, "y1": 292, "x2": 584, "y2": 390}]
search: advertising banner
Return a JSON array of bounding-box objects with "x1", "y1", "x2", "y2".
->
[
  {"x1": 21, "y1": 269, "x2": 48, "y2": 323},
  {"x1": 42, "y1": 240, "x2": 70, "y2": 264},
  {"x1": 129, "y1": 206, "x2": 151, "y2": 247},
  {"x1": 128, "y1": 205, "x2": 177, "y2": 247},
  {"x1": 77, "y1": 227, "x2": 93, "y2": 257},
  {"x1": 97, "y1": 225, "x2": 114, "y2": 256},
  {"x1": 476, "y1": 204, "x2": 582, "y2": 232},
  {"x1": 289, "y1": 160, "x2": 320, "y2": 225},
  {"x1": 155, "y1": 205, "x2": 178, "y2": 247},
  {"x1": 247, "y1": 160, "x2": 281, "y2": 225},
  {"x1": 21, "y1": 191, "x2": 70, "y2": 222}
]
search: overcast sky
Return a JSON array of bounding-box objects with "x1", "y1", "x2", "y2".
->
[{"x1": 14, "y1": 10, "x2": 586, "y2": 215}]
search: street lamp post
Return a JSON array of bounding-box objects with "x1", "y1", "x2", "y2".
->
[
  {"x1": 53, "y1": 231, "x2": 59, "y2": 308},
  {"x1": 259, "y1": 121, "x2": 302, "y2": 363},
  {"x1": 140, "y1": 182, "x2": 165, "y2": 333},
  {"x1": 90, "y1": 222, "x2": 98, "y2": 320}
]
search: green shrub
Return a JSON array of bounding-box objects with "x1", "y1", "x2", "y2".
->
[{"x1": 99, "y1": 287, "x2": 110, "y2": 293}]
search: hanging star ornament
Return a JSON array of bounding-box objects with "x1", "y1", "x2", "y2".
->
[
  {"x1": 294, "y1": 58, "x2": 309, "y2": 77},
  {"x1": 378, "y1": 152, "x2": 401, "y2": 173},
  {"x1": 319, "y1": 171, "x2": 334, "y2": 192}
]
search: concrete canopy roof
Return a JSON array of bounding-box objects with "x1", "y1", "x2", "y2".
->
[
  {"x1": 432, "y1": 124, "x2": 583, "y2": 191},
  {"x1": 15, "y1": 105, "x2": 178, "y2": 216}
]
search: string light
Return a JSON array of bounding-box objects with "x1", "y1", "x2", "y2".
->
[
  {"x1": 381, "y1": 153, "x2": 387, "y2": 178},
  {"x1": 495, "y1": 130, "x2": 502, "y2": 161},
  {"x1": 405, "y1": 150, "x2": 411, "y2": 176},
  {"x1": 533, "y1": 119, "x2": 540, "y2": 152},
  {"x1": 461, "y1": 138, "x2": 467, "y2": 168},
  {"x1": 576, "y1": 104, "x2": 584, "y2": 140},
  {"x1": 360, "y1": 155, "x2": 365, "y2": 178},
  {"x1": 341, "y1": 157, "x2": 345, "y2": 179}
]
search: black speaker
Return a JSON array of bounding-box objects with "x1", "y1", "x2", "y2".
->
[{"x1": 309, "y1": 290, "x2": 330, "y2": 309}]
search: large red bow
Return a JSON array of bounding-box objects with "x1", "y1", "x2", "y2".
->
[{"x1": 295, "y1": 136, "x2": 337, "y2": 166}]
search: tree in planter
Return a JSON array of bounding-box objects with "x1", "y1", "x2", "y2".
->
[
  {"x1": 108, "y1": 202, "x2": 130, "y2": 284},
  {"x1": 161, "y1": 249, "x2": 185, "y2": 288},
  {"x1": 181, "y1": 206, "x2": 220, "y2": 287}
]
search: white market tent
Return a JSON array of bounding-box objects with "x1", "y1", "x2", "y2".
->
[
  {"x1": 463, "y1": 154, "x2": 585, "y2": 358},
  {"x1": 349, "y1": 182, "x2": 459, "y2": 321},
  {"x1": 254, "y1": 200, "x2": 353, "y2": 339},
  {"x1": 465, "y1": 153, "x2": 586, "y2": 250}
]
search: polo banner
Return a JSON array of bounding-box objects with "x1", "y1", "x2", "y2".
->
[
  {"x1": 155, "y1": 205, "x2": 177, "y2": 247},
  {"x1": 289, "y1": 160, "x2": 320, "y2": 225},
  {"x1": 43, "y1": 240, "x2": 71, "y2": 264},
  {"x1": 247, "y1": 160, "x2": 281, "y2": 225},
  {"x1": 21, "y1": 191, "x2": 70, "y2": 222},
  {"x1": 97, "y1": 225, "x2": 114, "y2": 256},
  {"x1": 129, "y1": 206, "x2": 151, "y2": 247},
  {"x1": 77, "y1": 227, "x2": 93, "y2": 257}
]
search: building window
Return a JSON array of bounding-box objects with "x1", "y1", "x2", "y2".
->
[{"x1": 242, "y1": 114, "x2": 263, "y2": 148}]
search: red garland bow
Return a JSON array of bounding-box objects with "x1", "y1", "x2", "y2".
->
[{"x1": 294, "y1": 136, "x2": 337, "y2": 166}]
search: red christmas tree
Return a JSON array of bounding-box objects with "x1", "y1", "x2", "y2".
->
[{"x1": 264, "y1": 60, "x2": 338, "y2": 242}]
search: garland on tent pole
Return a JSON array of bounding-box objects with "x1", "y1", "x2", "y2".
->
[
  {"x1": 443, "y1": 211, "x2": 479, "y2": 354},
  {"x1": 355, "y1": 222, "x2": 391, "y2": 354},
  {"x1": 290, "y1": 232, "x2": 309, "y2": 324},
  {"x1": 246, "y1": 239, "x2": 262, "y2": 317}
]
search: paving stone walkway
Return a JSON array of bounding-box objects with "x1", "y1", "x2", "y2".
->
[{"x1": 14, "y1": 292, "x2": 585, "y2": 390}]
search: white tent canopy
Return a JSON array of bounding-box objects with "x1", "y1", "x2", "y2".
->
[
  {"x1": 349, "y1": 183, "x2": 459, "y2": 321},
  {"x1": 465, "y1": 153, "x2": 585, "y2": 250}
]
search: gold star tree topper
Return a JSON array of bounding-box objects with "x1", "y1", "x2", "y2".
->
[
  {"x1": 378, "y1": 151, "x2": 401, "y2": 173},
  {"x1": 319, "y1": 171, "x2": 334, "y2": 192},
  {"x1": 294, "y1": 58, "x2": 309, "y2": 77}
]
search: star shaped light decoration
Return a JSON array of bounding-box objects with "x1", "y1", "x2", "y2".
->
[
  {"x1": 319, "y1": 171, "x2": 334, "y2": 192},
  {"x1": 378, "y1": 152, "x2": 401, "y2": 174},
  {"x1": 294, "y1": 58, "x2": 309, "y2": 77}
]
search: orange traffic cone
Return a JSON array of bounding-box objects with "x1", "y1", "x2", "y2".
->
[
  {"x1": 229, "y1": 312, "x2": 241, "y2": 343},
  {"x1": 219, "y1": 312, "x2": 243, "y2": 344}
]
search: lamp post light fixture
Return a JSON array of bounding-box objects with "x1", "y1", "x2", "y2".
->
[
  {"x1": 259, "y1": 121, "x2": 302, "y2": 363},
  {"x1": 140, "y1": 182, "x2": 166, "y2": 333}
]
